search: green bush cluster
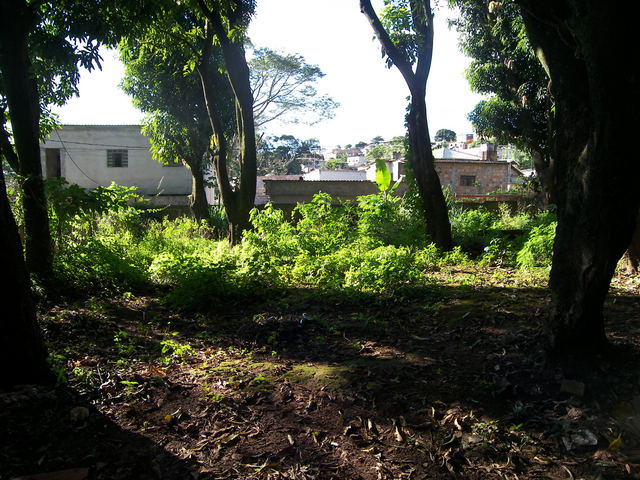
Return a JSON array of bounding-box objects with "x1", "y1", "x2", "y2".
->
[
  {"x1": 36, "y1": 182, "x2": 556, "y2": 307},
  {"x1": 238, "y1": 193, "x2": 445, "y2": 295},
  {"x1": 450, "y1": 204, "x2": 556, "y2": 267}
]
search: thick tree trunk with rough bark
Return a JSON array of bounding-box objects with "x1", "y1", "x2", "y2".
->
[
  {"x1": 195, "y1": 6, "x2": 256, "y2": 245},
  {"x1": 0, "y1": 166, "x2": 53, "y2": 388},
  {"x1": 222, "y1": 44, "x2": 257, "y2": 246},
  {"x1": 198, "y1": 55, "x2": 252, "y2": 246},
  {"x1": 0, "y1": 2, "x2": 53, "y2": 281},
  {"x1": 360, "y1": 0, "x2": 452, "y2": 250},
  {"x1": 188, "y1": 164, "x2": 210, "y2": 223},
  {"x1": 518, "y1": 0, "x2": 640, "y2": 353},
  {"x1": 407, "y1": 92, "x2": 453, "y2": 249}
]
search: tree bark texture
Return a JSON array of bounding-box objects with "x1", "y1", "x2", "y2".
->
[
  {"x1": 198, "y1": 52, "x2": 249, "y2": 245},
  {"x1": 0, "y1": 166, "x2": 52, "y2": 388},
  {"x1": 188, "y1": 162, "x2": 210, "y2": 223},
  {"x1": 360, "y1": 0, "x2": 452, "y2": 250},
  {"x1": 0, "y1": 0, "x2": 53, "y2": 280},
  {"x1": 517, "y1": 0, "x2": 640, "y2": 352},
  {"x1": 407, "y1": 92, "x2": 453, "y2": 249},
  {"x1": 196, "y1": 9, "x2": 256, "y2": 245}
]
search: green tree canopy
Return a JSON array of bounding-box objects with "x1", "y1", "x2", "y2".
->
[
  {"x1": 121, "y1": 0, "x2": 258, "y2": 244},
  {"x1": 119, "y1": 15, "x2": 235, "y2": 221},
  {"x1": 434, "y1": 128, "x2": 456, "y2": 142},
  {"x1": 325, "y1": 155, "x2": 348, "y2": 170},
  {"x1": 257, "y1": 135, "x2": 320, "y2": 175},
  {"x1": 449, "y1": 0, "x2": 551, "y2": 195},
  {"x1": 250, "y1": 48, "x2": 338, "y2": 128},
  {"x1": 366, "y1": 144, "x2": 392, "y2": 162}
]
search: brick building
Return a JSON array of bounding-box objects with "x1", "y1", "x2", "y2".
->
[{"x1": 432, "y1": 145, "x2": 524, "y2": 195}]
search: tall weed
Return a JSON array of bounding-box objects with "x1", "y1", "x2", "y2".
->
[{"x1": 516, "y1": 222, "x2": 557, "y2": 270}]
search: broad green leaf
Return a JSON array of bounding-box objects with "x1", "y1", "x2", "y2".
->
[{"x1": 375, "y1": 157, "x2": 391, "y2": 192}]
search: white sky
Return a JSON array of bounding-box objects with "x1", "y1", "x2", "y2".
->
[{"x1": 52, "y1": 0, "x2": 484, "y2": 148}]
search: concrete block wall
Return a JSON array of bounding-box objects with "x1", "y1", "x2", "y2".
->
[{"x1": 264, "y1": 179, "x2": 408, "y2": 206}]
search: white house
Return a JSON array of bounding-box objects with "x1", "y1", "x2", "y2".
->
[
  {"x1": 432, "y1": 146, "x2": 483, "y2": 161},
  {"x1": 347, "y1": 155, "x2": 367, "y2": 168},
  {"x1": 39, "y1": 125, "x2": 193, "y2": 204},
  {"x1": 365, "y1": 160, "x2": 405, "y2": 182}
]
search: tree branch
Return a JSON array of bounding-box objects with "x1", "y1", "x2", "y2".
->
[
  {"x1": 411, "y1": 0, "x2": 434, "y2": 86},
  {"x1": 360, "y1": 0, "x2": 415, "y2": 85}
]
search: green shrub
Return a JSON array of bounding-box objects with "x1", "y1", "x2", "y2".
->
[
  {"x1": 47, "y1": 178, "x2": 561, "y2": 308},
  {"x1": 161, "y1": 262, "x2": 255, "y2": 310},
  {"x1": 439, "y1": 246, "x2": 472, "y2": 266},
  {"x1": 481, "y1": 236, "x2": 520, "y2": 267},
  {"x1": 344, "y1": 245, "x2": 425, "y2": 293},
  {"x1": 208, "y1": 205, "x2": 229, "y2": 240},
  {"x1": 492, "y1": 204, "x2": 532, "y2": 230},
  {"x1": 516, "y1": 222, "x2": 557, "y2": 269},
  {"x1": 293, "y1": 193, "x2": 353, "y2": 255},
  {"x1": 289, "y1": 248, "x2": 355, "y2": 290},
  {"x1": 356, "y1": 193, "x2": 425, "y2": 248},
  {"x1": 148, "y1": 241, "x2": 261, "y2": 310},
  {"x1": 450, "y1": 207, "x2": 498, "y2": 254},
  {"x1": 414, "y1": 243, "x2": 441, "y2": 270},
  {"x1": 55, "y1": 238, "x2": 150, "y2": 295},
  {"x1": 241, "y1": 204, "x2": 297, "y2": 282},
  {"x1": 46, "y1": 180, "x2": 148, "y2": 248}
]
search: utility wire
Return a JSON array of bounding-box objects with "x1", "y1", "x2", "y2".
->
[
  {"x1": 54, "y1": 130, "x2": 102, "y2": 186},
  {"x1": 45, "y1": 138, "x2": 149, "y2": 150}
]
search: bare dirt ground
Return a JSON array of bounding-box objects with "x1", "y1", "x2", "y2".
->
[{"x1": 2, "y1": 267, "x2": 640, "y2": 480}]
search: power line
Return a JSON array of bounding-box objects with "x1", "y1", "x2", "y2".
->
[
  {"x1": 44, "y1": 138, "x2": 149, "y2": 149},
  {"x1": 54, "y1": 130, "x2": 102, "y2": 186}
]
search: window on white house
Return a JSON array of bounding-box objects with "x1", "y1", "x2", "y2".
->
[
  {"x1": 460, "y1": 175, "x2": 476, "y2": 186},
  {"x1": 107, "y1": 149, "x2": 128, "y2": 167}
]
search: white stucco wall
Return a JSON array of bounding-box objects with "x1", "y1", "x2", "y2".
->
[
  {"x1": 303, "y1": 169, "x2": 367, "y2": 181},
  {"x1": 365, "y1": 160, "x2": 400, "y2": 182},
  {"x1": 39, "y1": 125, "x2": 192, "y2": 195},
  {"x1": 347, "y1": 155, "x2": 366, "y2": 167}
]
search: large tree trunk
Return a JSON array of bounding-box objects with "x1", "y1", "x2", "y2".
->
[
  {"x1": 407, "y1": 92, "x2": 453, "y2": 250},
  {"x1": 518, "y1": 0, "x2": 640, "y2": 353},
  {"x1": 198, "y1": 56, "x2": 246, "y2": 245},
  {"x1": 0, "y1": 2, "x2": 53, "y2": 281},
  {"x1": 189, "y1": 164, "x2": 210, "y2": 223},
  {"x1": 360, "y1": 0, "x2": 452, "y2": 251},
  {"x1": 196, "y1": 12, "x2": 256, "y2": 246},
  {"x1": 222, "y1": 44, "x2": 257, "y2": 246},
  {"x1": 0, "y1": 165, "x2": 53, "y2": 388}
]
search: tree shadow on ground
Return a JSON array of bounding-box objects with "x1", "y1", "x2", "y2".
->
[
  {"x1": 6, "y1": 280, "x2": 640, "y2": 479},
  {"x1": 0, "y1": 383, "x2": 198, "y2": 479}
]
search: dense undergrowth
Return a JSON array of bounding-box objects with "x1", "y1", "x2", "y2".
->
[{"x1": 13, "y1": 179, "x2": 557, "y2": 308}]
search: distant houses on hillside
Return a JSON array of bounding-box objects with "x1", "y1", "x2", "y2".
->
[{"x1": 40, "y1": 125, "x2": 527, "y2": 211}]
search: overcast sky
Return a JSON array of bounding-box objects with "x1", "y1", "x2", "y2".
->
[{"x1": 52, "y1": 0, "x2": 484, "y2": 148}]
